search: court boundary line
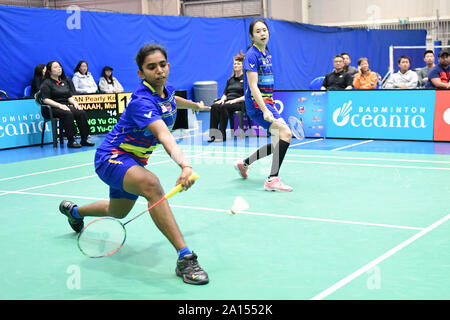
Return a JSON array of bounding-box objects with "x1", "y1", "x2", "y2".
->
[
  {"x1": 311, "y1": 214, "x2": 450, "y2": 300},
  {"x1": 290, "y1": 138, "x2": 324, "y2": 147},
  {"x1": 180, "y1": 149, "x2": 450, "y2": 164},
  {"x1": 0, "y1": 190, "x2": 425, "y2": 231},
  {"x1": 1, "y1": 147, "x2": 449, "y2": 183},
  {"x1": 327, "y1": 140, "x2": 374, "y2": 152}
]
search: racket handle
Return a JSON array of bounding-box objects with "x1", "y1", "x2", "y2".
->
[{"x1": 165, "y1": 172, "x2": 199, "y2": 199}]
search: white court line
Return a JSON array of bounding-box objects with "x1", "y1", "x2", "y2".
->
[
  {"x1": 0, "y1": 175, "x2": 97, "y2": 197},
  {"x1": 0, "y1": 190, "x2": 424, "y2": 231},
  {"x1": 0, "y1": 163, "x2": 93, "y2": 182},
  {"x1": 331, "y1": 140, "x2": 374, "y2": 151},
  {"x1": 186, "y1": 155, "x2": 450, "y2": 171},
  {"x1": 0, "y1": 155, "x2": 202, "y2": 197},
  {"x1": 290, "y1": 138, "x2": 324, "y2": 147},
  {"x1": 0, "y1": 149, "x2": 167, "y2": 182},
  {"x1": 3, "y1": 143, "x2": 449, "y2": 183},
  {"x1": 311, "y1": 214, "x2": 450, "y2": 300},
  {"x1": 285, "y1": 154, "x2": 450, "y2": 164},
  {"x1": 181, "y1": 149, "x2": 450, "y2": 165},
  {"x1": 281, "y1": 159, "x2": 450, "y2": 171}
]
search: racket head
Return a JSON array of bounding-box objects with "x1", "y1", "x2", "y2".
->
[
  {"x1": 77, "y1": 217, "x2": 127, "y2": 258},
  {"x1": 288, "y1": 116, "x2": 305, "y2": 140}
]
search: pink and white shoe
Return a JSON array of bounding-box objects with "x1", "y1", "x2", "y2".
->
[
  {"x1": 264, "y1": 177, "x2": 293, "y2": 192},
  {"x1": 233, "y1": 160, "x2": 249, "y2": 179}
]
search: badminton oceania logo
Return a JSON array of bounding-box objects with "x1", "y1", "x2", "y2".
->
[{"x1": 332, "y1": 101, "x2": 352, "y2": 126}]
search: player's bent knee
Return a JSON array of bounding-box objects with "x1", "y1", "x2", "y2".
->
[{"x1": 140, "y1": 178, "x2": 165, "y2": 202}]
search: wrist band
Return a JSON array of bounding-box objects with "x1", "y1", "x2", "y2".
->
[{"x1": 181, "y1": 165, "x2": 192, "y2": 169}]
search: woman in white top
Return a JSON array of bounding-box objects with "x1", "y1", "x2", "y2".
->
[
  {"x1": 98, "y1": 66, "x2": 124, "y2": 93},
  {"x1": 72, "y1": 60, "x2": 98, "y2": 94}
]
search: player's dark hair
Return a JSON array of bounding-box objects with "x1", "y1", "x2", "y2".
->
[
  {"x1": 247, "y1": 19, "x2": 270, "y2": 52},
  {"x1": 333, "y1": 54, "x2": 344, "y2": 61},
  {"x1": 136, "y1": 43, "x2": 168, "y2": 71}
]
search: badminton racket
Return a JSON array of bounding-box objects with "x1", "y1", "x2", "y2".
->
[
  {"x1": 77, "y1": 172, "x2": 199, "y2": 258},
  {"x1": 288, "y1": 116, "x2": 305, "y2": 140}
]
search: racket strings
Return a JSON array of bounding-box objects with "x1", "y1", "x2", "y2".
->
[{"x1": 78, "y1": 218, "x2": 126, "y2": 258}]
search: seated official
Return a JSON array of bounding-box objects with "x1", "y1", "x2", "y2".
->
[
  {"x1": 353, "y1": 57, "x2": 378, "y2": 89},
  {"x1": 39, "y1": 60, "x2": 95, "y2": 148},
  {"x1": 321, "y1": 55, "x2": 353, "y2": 90},
  {"x1": 208, "y1": 51, "x2": 245, "y2": 142}
]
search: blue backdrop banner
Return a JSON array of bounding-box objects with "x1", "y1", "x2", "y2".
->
[
  {"x1": 326, "y1": 90, "x2": 436, "y2": 141},
  {"x1": 0, "y1": 5, "x2": 426, "y2": 99}
]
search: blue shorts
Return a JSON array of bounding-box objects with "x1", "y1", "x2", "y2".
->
[
  {"x1": 94, "y1": 150, "x2": 142, "y2": 200},
  {"x1": 245, "y1": 101, "x2": 281, "y2": 130}
]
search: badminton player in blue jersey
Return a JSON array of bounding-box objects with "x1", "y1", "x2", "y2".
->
[
  {"x1": 234, "y1": 19, "x2": 293, "y2": 192},
  {"x1": 59, "y1": 43, "x2": 210, "y2": 285}
]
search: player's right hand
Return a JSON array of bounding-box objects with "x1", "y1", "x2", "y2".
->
[{"x1": 177, "y1": 166, "x2": 195, "y2": 191}]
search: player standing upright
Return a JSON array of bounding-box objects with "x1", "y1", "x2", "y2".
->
[{"x1": 234, "y1": 19, "x2": 293, "y2": 192}]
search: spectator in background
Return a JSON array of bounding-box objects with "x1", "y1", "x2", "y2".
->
[
  {"x1": 321, "y1": 55, "x2": 353, "y2": 90},
  {"x1": 353, "y1": 57, "x2": 378, "y2": 89},
  {"x1": 426, "y1": 50, "x2": 450, "y2": 89},
  {"x1": 383, "y1": 56, "x2": 418, "y2": 89},
  {"x1": 98, "y1": 66, "x2": 124, "y2": 93},
  {"x1": 39, "y1": 60, "x2": 95, "y2": 148},
  {"x1": 72, "y1": 60, "x2": 98, "y2": 94},
  {"x1": 416, "y1": 50, "x2": 435, "y2": 88},
  {"x1": 341, "y1": 52, "x2": 358, "y2": 77},
  {"x1": 208, "y1": 51, "x2": 245, "y2": 143},
  {"x1": 31, "y1": 64, "x2": 46, "y2": 96}
]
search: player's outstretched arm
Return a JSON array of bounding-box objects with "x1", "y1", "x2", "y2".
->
[
  {"x1": 175, "y1": 96, "x2": 211, "y2": 111},
  {"x1": 147, "y1": 119, "x2": 195, "y2": 190}
]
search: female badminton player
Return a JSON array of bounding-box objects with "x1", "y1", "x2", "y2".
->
[
  {"x1": 234, "y1": 19, "x2": 293, "y2": 192},
  {"x1": 59, "y1": 43, "x2": 210, "y2": 285}
]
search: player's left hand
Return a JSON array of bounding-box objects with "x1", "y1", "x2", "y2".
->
[{"x1": 194, "y1": 101, "x2": 211, "y2": 112}]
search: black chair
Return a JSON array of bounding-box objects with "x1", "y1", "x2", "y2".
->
[
  {"x1": 230, "y1": 109, "x2": 246, "y2": 139},
  {"x1": 34, "y1": 91, "x2": 64, "y2": 148}
]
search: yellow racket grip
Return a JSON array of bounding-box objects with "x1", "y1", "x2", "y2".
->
[{"x1": 164, "y1": 172, "x2": 200, "y2": 200}]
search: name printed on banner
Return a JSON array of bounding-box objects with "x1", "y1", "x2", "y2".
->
[{"x1": 73, "y1": 94, "x2": 116, "y2": 104}]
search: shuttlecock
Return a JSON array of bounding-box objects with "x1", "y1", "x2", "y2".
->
[{"x1": 230, "y1": 196, "x2": 249, "y2": 215}]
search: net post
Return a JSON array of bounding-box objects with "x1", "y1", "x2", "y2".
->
[{"x1": 389, "y1": 45, "x2": 394, "y2": 74}]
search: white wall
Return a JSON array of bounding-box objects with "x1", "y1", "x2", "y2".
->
[
  {"x1": 269, "y1": 0, "x2": 303, "y2": 23},
  {"x1": 307, "y1": 0, "x2": 450, "y2": 26}
]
